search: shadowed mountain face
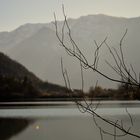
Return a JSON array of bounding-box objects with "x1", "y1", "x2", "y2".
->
[
  {"x1": 0, "y1": 14, "x2": 140, "y2": 89},
  {"x1": 0, "y1": 52, "x2": 70, "y2": 99},
  {"x1": 0, "y1": 52, "x2": 41, "y2": 85},
  {"x1": 0, "y1": 52, "x2": 42, "y2": 98}
]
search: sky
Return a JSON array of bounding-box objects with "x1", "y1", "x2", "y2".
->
[{"x1": 0, "y1": 0, "x2": 140, "y2": 32}]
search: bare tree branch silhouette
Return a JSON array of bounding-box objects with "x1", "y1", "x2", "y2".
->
[{"x1": 54, "y1": 5, "x2": 140, "y2": 139}]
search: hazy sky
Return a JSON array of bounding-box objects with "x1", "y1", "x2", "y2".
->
[{"x1": 0, "y1": 0, "x2": 140, "y2": 31}]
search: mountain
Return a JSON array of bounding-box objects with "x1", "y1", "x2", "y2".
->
[
  {"x1": 0, "y1": 23, "x2": 48, "y2": 50},
  {"x1": 0, "y1": 52, "x2": 42, "y2": 84},
  {"x1": 5, "y1": 26, "x2": 62, "y2": 81},
  {"x1": 0, "y1": 52, "x2": 42, "y2": 98},
  {"x1": 0, "y1": 52, "x2": 70, "y2": 100},
  {"x1": 0, "y1": 14, "x2": 140, "y2": 90}
]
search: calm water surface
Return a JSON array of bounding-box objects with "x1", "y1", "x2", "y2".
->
[{"x1": 0, "y1": 101, "x2": 140, "y2": 140}]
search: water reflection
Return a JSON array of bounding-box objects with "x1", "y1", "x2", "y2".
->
[
  {"x1": 0, "y1": 118, "x2": 32, "y2": 140},
  {"x1": 0, "y1": 101, "x2": 140, "y2": 140}
]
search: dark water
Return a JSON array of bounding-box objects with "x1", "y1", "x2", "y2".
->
[{"x1": 0, "y1": 101, "x2": 140, "y2": 140}]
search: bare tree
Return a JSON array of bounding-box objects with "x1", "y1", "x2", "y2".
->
[{"x1": 54, "y1": 5, "x2": 140, "y2": 139}]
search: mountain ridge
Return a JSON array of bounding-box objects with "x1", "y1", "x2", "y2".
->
[
  {"x1": 0, "y1": 52, "x2": 70, "y2": 99},
  {"x1": 0, "y1": 14, "x2": 140, "y2": 90},
  {"x1": 1, "y1": 14, "x2": 140, "y2": 33},
  {"x1": 0, "y1": 52, "x2": 42, "y2": 84}
]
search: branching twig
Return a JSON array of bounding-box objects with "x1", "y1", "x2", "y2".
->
[{"x1": 55, "y1": 5, "x2": 140, "y2": 140}]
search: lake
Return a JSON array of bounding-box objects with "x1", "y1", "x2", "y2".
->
[{"x1": 0, "y1": 101, "x2": 140, "y2": 140}]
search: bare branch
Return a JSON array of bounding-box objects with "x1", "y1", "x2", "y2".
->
[
  {"x1": 54, "y1": 6, "x2": 140, "y2": 139},
  {"x1": 61, "y1": 57, "x2": 68, "y2": 89}
]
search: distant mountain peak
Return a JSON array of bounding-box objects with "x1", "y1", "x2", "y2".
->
[{"x1": 78, "y1": 13, "x2": 129, "y2": 20}]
